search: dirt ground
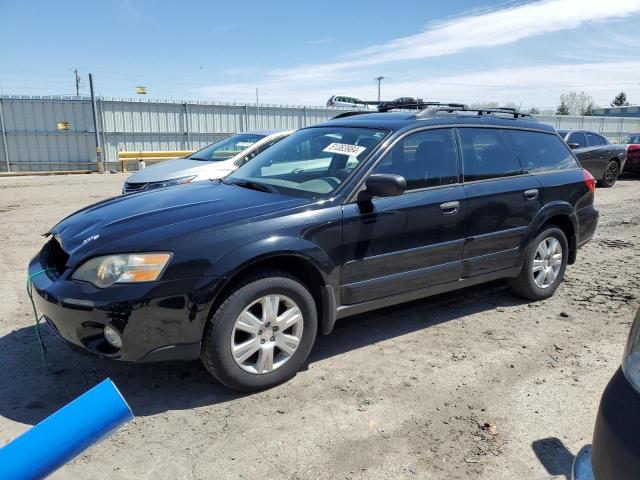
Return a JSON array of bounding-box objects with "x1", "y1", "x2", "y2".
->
[{"x1": 0, "y1": 173, "x2": 638, "y2": 480}]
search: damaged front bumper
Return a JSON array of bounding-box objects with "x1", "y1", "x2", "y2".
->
[{"x1": 28, "y1": 252, "x2": 224, "y2": 362}]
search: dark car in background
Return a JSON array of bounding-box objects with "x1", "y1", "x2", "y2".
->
[
  {"x1": 378, "y1": 97, "x2": 426, "y2": 111},
  {"x1": 619, "y1": 132, "x2": 640, "y2": 176},
  {"x1": 573, "y1": 308, "x2": 640, "y2": 480},
  {"x1": 28, "y1": 104, "x2": 598, "y2": 391},
  {"x1": 557, "y1": 130, "x2": 627, "y2": 187}
]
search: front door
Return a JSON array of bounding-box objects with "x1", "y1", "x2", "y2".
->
[{"x1": 340, "y1": 128, "x2": 467, "y2": 305}]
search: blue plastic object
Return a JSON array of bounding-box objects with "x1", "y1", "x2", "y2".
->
[{"x1": 0, "y1": 378, "x2": 134, "y2": 480}]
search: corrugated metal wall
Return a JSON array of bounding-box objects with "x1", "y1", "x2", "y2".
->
[
  {"x1": 0, "y1": 96, "x2": 349, "y2": 172},
  {"x1": 2, "y1": 96, "x2": 640, "y2": 173}
]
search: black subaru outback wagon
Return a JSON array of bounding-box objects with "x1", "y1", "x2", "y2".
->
[{"x1": 29, "y1": 105, "x2": 599, "y2": 391}]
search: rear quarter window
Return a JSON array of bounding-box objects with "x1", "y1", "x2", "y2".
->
[{"x1": 504, "y1": 129, "x2": 579, "y2": 173}]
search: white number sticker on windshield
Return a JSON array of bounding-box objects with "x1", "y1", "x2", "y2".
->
[
  {"x1": 323, "y1": 143, "x2": 366, "y2": 156},
  {"x1": 236, "y1": 142, "x2": 255, "y2": 148}
]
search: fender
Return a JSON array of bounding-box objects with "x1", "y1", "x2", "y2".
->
[
  {"x1": 209, "y1": 236, "x2": 340, "y2": 335},
  {"x1": 518, "y1": 201, "x2": 578, "y2": 266}
]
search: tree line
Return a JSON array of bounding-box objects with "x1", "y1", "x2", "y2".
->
[{"x1": 555, "y1": 91, "x2": 631, "y2": 116}]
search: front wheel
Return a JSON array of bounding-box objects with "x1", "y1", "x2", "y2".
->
[
  {"x1": 598, "y1": 160, "x2": 619, "y2": 188},
  {"x1": 508, "y1": 227, "x2": 568, "y2": 300},
  {"x1": 201, "y1": 269, "x2": 317, "y2": 392}
]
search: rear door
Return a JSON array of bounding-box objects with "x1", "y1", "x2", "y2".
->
[
  {"x1": 458, "y1": 127, "x2": 541, "y2": 277},
  {"x1": 341, "y1": 128, "x2": 467, "y2": 304}
]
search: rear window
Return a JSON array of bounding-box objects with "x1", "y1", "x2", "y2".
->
[
  {"x1": 504, "y1": 130, "x2": 579, "y2": 173},
  {"x1": 586, "y1": 132, "x2": 606, "y2": 146},
  {"x1": 459, "y1": 128, "x2": 522, "y2": 182}
]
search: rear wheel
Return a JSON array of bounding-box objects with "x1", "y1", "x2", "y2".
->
[
  {"x1": 508, "y1": 227, "x2": 568, "y2": 300},
  {"x1": 201, "y1": 269, "x2": 317, "y2": 392},
  {"x1": 598, "y1": 160, "x2": 619, "y2": 188}
]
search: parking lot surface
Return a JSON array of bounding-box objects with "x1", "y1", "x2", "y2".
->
[{"x1": 0, "y1": 174, "x2": 638, "y2": 479}]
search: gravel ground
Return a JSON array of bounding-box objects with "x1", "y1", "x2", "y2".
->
[{"x1": 0, "y1": 173, "x2": 638, "y2": 480}]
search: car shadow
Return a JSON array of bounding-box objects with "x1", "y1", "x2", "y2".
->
[
  {"x1": 532, "y1": 437, "x2": 575, "y2": 480},
  {"x1": 0, "y1": 281, "x2": 528, "y2": 425}
]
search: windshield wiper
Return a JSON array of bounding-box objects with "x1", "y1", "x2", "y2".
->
[{"x1": 229, "y1": 180, "x2": 279, "y2": 194}]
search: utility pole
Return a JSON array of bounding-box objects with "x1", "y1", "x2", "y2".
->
[
  {"x1": 255, "y1": 87, "x2": 259, "y2": 106},
  {"x1": 74, "y1": 69, "x2": 81, "y2": 96},
  {"x1": 375, "y1": 76, "x2": 384, "y2": 103},
  {"x1": 89, "y1": 73, "x2": 104, "y2": 173}
]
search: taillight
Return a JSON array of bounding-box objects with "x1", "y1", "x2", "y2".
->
[{"x1": 583, "y1": 169, "x2": 596, "y2": 193}]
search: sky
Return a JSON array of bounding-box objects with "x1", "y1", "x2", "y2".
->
[{"x1": 1, "y1": 0, "x2": 640, "y2": 110}]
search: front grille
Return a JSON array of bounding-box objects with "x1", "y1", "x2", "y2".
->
[{"x1": 41, "y1": 237, "x2": 69, "y2": 275}]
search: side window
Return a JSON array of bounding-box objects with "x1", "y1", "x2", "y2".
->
[
  {"x1": 567, "y1": 132, "x2": 587, "y2": 148},
  {"x1": 459, "y1": 128, "x2": 522, "y2": 182},
  {"x1": 373, "y1": 128, "x2": 458, "y2": 190},
  {"x1": 586, "y1": 133, "x2": 603, "y2": 146},
  {"x1": 503, "y1": 129, "x2": 579, "y2": 173}
]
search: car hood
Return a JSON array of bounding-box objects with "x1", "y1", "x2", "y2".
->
[
  {"x1": 49, "y1": 181, "x2": 309, "y2": 264},
  {"x1": 126, "y1": 157, "x2": 238, "y2": 183}
]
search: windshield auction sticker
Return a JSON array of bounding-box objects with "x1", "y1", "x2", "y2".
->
[{"x1": 323, "y1": 143, "x2": 366, "y2": 156}]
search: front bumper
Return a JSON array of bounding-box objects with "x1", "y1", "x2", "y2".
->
[
  {"x1": 28, "y1": 254, "x2": 225, "y2": 362},
  {"x1": 589, "y1": 368, "x2": 640, "y2": 480}
]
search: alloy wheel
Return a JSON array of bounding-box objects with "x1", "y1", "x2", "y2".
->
[
  {"x1": 532, "y1": 237, "x2": 563, "y2": 289},
  {"x1": 231, "y1": 295, "x2": 303, "y2": 374},
  {"x1": 605, "y1": 161, "x2": 619, "y2": 186}
]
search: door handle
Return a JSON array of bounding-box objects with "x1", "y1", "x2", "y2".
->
[
  {"x1": 291, "y1": 168, "x2": 304, "y2": 174},
  {"x1": 524, "y1": 189, "x2": 539, "y2": 200},
  {"x1": 440, "y1": 201, "x2": 460, "y2": 215}
]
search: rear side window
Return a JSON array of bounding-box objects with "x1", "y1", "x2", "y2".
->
[
  {"x1": 567, "y1": 132, "x2": 587, "y2": 148},
  {"x1": 374, "y1": 128, "x2": 458, "y2": 190},
  {"x1": 586, "y1": 132, "x2": 606, "y2": 146},
  {"x1": 458, "y1": 128, "x2": 522, "y2": 182},
  {"x1": 504, "y1": 130, "x2": 579, "y2": 173}
]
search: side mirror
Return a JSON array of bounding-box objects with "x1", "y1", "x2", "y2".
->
[
  {"x1": 568, "y1": 143, "x2": 580, "y2": 149},
  {"x1": 359, "y1": 173, "x2": 406, "y2": 200}
]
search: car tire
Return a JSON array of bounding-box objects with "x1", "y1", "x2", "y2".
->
[
  {"x1": 201, "y1": 269, "x2": 317, "y2": 392},
  {"x1": 508, "y1": 227, "x2": 569, "y2": 301},
  {"x1": 598, "y1": 160, "x2": 619, "y2": 188}
]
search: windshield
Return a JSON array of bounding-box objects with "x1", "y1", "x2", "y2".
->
[
  {"x1": 225, "y1": 127, "x2": 388, "y2": 196},
  {"x1": 190, "y1": 133, "x2": 266, "y2": 161}
]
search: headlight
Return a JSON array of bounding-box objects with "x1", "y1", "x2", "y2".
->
[
  {"x1": 148, "y1": 175, "x2": 197, "y2": 190},
  {"x1": 622, "y1": 308, "x2": 640, "y2": 392},
  {"x1": 71, "y1": 253, "x2": 172, "y2": 288}
]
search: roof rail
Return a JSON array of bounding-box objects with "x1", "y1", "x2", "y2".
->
[
  {"x1": 415, "y1": 104, "x2": 532, "y2": 119},
  {"x1": 331, "y1": 111, "x2": 371, "y2": 119}
]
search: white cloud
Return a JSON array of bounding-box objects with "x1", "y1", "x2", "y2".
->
[
  {"x1": 269, "y1": 0, "x2": 640, "y2": 83},
  {"x1": 194, "y1": 0, "x2": 640, "y2": 106}
]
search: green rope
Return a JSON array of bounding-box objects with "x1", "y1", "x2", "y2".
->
[{"x1": 25, "y1": 268, "x2": 56, "y2": 373}]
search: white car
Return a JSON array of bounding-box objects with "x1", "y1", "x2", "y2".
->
[
  {"x1": 326, "y1": 95, "x2": 370, "y2": 109},
  {"x1": 122, "y1": 129, "x2": 292, "y2": 194}
]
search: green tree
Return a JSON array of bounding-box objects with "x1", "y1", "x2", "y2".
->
[
  {"x1": 556, "y1": 101, "x2": 569, "y2": 115},
  {"x1": 611, "y1": 91, "x2": 630, "y2": 107},
  {"x1": 581, "y1": 103, "x2": 595, "y2": 116}
]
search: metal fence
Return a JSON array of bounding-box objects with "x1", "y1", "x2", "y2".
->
[
  {"x1": 2, "y1": 95, "x2": 640, "y2": 173},
  {"x1": 0, "y1": 96, "x2": 348, "y2": 172}
]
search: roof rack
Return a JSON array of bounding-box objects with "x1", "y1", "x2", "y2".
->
[
  {"x1": 331, "y1": 111, "x2": 371, "y2": 119},
  {"x1": 378, "y1": 101, "x2": 433, "y2": 112},
  {"x1": 415, "y1": 104, "x2": 532, "y2": 119}
]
